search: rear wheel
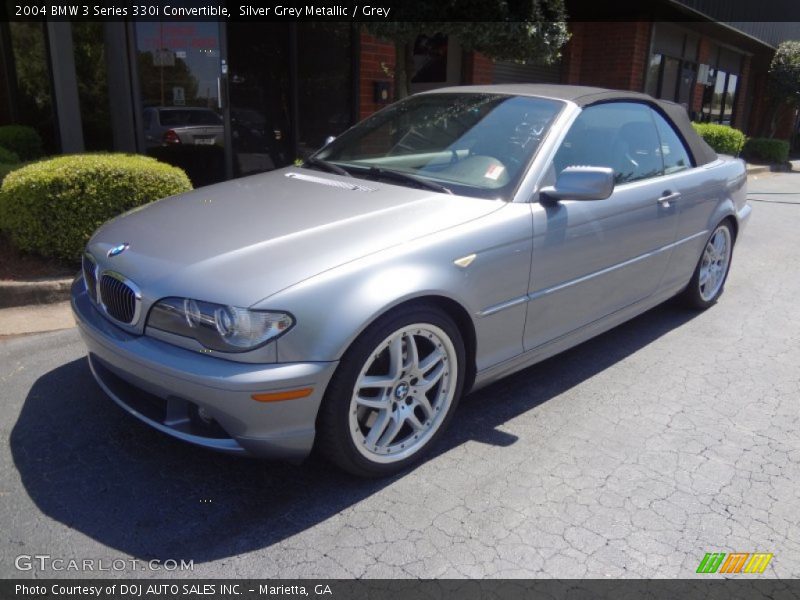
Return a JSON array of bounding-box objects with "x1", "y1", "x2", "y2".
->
[
  {"x1": 679, "y1": 221, "x2": 734, "y2": 309},
  {"x1": 316, "y1": 305, "x2": 465, "y2": 477}
]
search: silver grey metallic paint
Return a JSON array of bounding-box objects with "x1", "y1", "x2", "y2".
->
[{"x1": 71, "y1": 85, "x2": 751, "y2": 460}]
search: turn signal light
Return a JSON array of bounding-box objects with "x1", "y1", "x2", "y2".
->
[{"x1": 251, "y1": 388, "x2": 313, "y2": 403}]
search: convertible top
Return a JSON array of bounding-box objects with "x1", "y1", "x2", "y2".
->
[{"x1": 425, "y1": 84, "x2": 719, "y2": 167}]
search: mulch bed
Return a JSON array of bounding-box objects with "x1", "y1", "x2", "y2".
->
[{"x1": 0, "y1": 234, "x2": 76, "y2": 280}]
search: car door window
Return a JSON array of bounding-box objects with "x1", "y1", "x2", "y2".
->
[
  {"x1": 650, "y1": 109, "x2": 693, "y2": 174},
  {"x1": 552, "y1": 102, "x2": 665, "y2": 184}
]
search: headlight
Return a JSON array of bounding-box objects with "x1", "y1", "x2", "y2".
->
[{"x1": 148, "y1": 297, "x2": 294, "y2": 353}]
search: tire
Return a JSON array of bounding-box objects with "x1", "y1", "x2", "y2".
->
[
  {"x1": 315, "y1": 304, "x2": 466, "y2": 477},
  {"x1": 679, "y1": 221, "x2": 734, "y2": 309}
]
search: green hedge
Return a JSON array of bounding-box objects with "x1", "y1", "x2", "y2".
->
[
  {"x1": 691, "y1": 123, "x2": 746, "y2": 156},
  {"x1": 0, "y1": 154, "x2": 192, "y2": 261},
  {"x1": 0, "y1": 162, "x2": 21, "y2": 184},
  {"x1": 742, "y1": 137, "x2": 790, "y2": 164},
  {"x1": 0, "y1": 146, "x2": 19, "y2": 164},
  {"x1": 0, "y1": 126, "x2": 43, "y2": 161}
]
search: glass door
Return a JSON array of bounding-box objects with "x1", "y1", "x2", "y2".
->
[
  {"x1": 226, "y1": 23, "x2": 356, "y2": 177},
  {"x1": 226, "y1": 23, "x2": 293, "y2": 177},
  {"x1": 133, "y1": 21, "x2": 228, "y2": 186}
]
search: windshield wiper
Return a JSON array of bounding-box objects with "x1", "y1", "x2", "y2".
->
[
  {"x1": 366, "y1": 166, "x2": 452, "y2": 194},
  {"x1": 303, "y1": 156, "x2": 351, "y2": 177}
]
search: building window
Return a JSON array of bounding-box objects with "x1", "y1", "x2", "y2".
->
[
  {"x1": 409, "y1": 34, "x2": 462, "y2": 94},
  {"x1": 644, "y1": 24, "x2": 698, "y2": 113},
  {"x1": 5, "y1": 22, "x2": 57, "y2": 153},
  {"x1": 411, "y1": 33, "x2": 448, "y2": 84},
  {"x1": 645, "y1": 54, "x2": 662, "y2": 98},
  {"x1": 699, "y1": 47, "x2": 742, "y2": 126}
]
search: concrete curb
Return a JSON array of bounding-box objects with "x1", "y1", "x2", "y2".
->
[
  {"x1": 746, "y1": 164, "x2": 770, "y2": 175},
  {"x1": 0, "y1": 277, "x2": 74, "y2": 309},
  {"x1": 0, "y1": 300, "x2": 75, "y2": 337}
]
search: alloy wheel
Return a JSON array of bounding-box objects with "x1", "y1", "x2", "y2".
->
[
  {"x1": 699, "y1": 226, "x2": 732, "y2": 302},
  {"x1": 348, "y1": 324, "x2": 458, "y2": 463}
]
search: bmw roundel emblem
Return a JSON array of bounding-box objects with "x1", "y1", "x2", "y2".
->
[{"x1": 107, "y1": 243, "x2": 129, "y2": 258}]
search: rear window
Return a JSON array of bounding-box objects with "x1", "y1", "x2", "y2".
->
[{"x1": 158, "y1": 109, "x2": 222, "y2": 126}]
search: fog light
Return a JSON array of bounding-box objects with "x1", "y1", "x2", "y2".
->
[{"x1": 197, "y1": 405, "x2": 214, "y2": 423}]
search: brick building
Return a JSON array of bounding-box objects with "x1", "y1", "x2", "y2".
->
[{"x1": 1, "y1": 5, "x2": 798, "y2": 187}]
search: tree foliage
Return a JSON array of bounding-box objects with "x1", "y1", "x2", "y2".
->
[
  {"x1": 761, "y1": 41, "x2": 800, "y2": 138},
  {"x1": 768, "y1": 40, "x2": 800, "y2": 105},
  {"x1": 366, "y1": 0, "x2": 569, "y2": 98},
  {"x1": 72, "y1": 23, "x2": 113, "y2": 150}
]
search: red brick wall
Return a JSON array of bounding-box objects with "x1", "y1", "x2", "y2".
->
[
  {"x1": 732, "y1": 55, "x2": 751, "y2": 131},
  {"x1": 357, "y1": 33, "x2": 495, "y2": 119},
  {"x1": 359, "y1": 32, "x2": 395, "y2": 120},
  {"x1": 747, "y1": 70, "x2": 768, "y2": 136},
  {"x1": 462, "y1": 52, "x2": 493, "y2": 85},
  {"x1": 692, "y1": 37, "x2": 714, "y2": 114},
  {"x1": 561, "y1": 22, "x2": 651, "y2": 91},
  {"x1": 561, "y1": 21, "x2": 584, "y2": 84}
]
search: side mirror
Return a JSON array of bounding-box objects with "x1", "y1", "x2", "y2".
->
[{"x1": 539, "y1": 166, "x2": 615, "y2": 202}]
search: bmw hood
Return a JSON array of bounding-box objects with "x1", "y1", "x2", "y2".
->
[{"x1": 86, "y1": 168, "x2": 502, "y2": 307}]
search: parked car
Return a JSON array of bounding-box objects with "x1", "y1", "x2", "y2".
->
[
  {"x1": 142, "y1": 106, "x2": 224, "y2": 148},
  {"x1": 72, "y1": 85, "x2": 750, "y2": 477}
]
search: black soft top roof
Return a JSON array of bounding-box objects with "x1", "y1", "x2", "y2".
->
[{"x1": 426, "y1": 84, "x2": 719, "y2": 166}]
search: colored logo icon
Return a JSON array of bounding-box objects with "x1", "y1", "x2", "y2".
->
[{"x1": 696, "y1": 552, "x2": 773, "y2": 574}]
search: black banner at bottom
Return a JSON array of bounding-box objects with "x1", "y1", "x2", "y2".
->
[{"x1": 4, "y1": 579, "x2": 800, "y2": 600}]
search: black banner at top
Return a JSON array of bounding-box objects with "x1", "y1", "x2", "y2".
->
[{"x1": 2, "y1": 0, "x2": 800, "y2": 22}]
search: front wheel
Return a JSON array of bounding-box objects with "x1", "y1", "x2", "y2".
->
[
  {"x1": 679, "y1": 221, "x2": 734, "y2": 309},
  {"x1": 316, "y1": 305, "x2": 465, "y2": 477}
]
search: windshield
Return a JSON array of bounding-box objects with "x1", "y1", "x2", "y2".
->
[{"x1": 315, "y1": 93, "x2": 563, "y2": 200}]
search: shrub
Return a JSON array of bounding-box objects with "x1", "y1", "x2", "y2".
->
[
  {"x1": 741, "y1": 137, "x2": 790, "y2": 164},
  {"x1": 0, "y1": 153, "x2": 192, "y2": 261},
  {"x1": 0, "y1": 162, "x2": 21, "y2": 184},
  {"x1": 0, "y1": 146, "x2": 19, "y2": 164},
  {"x1": 0, "y1": 125, "x2": 44, "y2": 161},
  {"x1": 691, "y1": 122, "x2": 746, "y2": 156}
]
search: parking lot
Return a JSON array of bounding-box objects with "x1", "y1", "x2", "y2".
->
[{"x1": 1, "y1": 172, "x2": 799, "y2": 579}]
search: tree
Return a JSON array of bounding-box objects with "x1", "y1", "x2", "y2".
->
[
  {"x1": 766, "y1": 40, "x2": 800, "y2": 138},
  {"x1": 71, "y1": 23, "x2": 112, "y2": 150},
  {"x1": 366, "y1": 1, "x2": 569, "y2": 99},
  {"x1": 136, "y1": 51, "x2": 200, "y2": 108}
]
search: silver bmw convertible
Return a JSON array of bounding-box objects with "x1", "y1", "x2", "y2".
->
[{"x1": 71, "y1": 84, "x2": 750, "y2": 476}]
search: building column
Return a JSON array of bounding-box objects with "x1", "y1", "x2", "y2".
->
[
  {"x1": 358, "y1": 32, "x2": 395, "y2": 120},
  {"x1": 461, "y1": 51, "x2": 493, "y2": 85},
  {"x1": 733, "y1": 55, "x2": 751, "y2": 132},
  {"x1": 45, "y1": 21, "x2": 83, "y2": 153},
  {"x1": 692, "y1": 37, "x2": 713, "y2": 117},
  {"x1": 104, "y1": 22, "x2": 137, "y2": 152}
]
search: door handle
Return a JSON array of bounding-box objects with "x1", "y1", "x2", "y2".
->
[{"x1": 657, "y1": 191, "x2": 681, "y2": 208}]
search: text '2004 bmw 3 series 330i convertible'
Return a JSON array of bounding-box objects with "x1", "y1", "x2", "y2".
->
[{"x1": 72, "y1": 84, "x2": 750, "y2": 477}]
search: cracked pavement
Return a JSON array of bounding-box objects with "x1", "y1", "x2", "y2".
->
[{"x1": 1, "y1": 173, "x2": 799, "y2": 578}]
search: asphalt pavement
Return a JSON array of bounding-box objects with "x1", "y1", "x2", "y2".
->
[{"x1": 1, "y1": 173, "x2": 799, "y2": 578}]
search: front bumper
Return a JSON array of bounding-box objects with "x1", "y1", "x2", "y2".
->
[
  {"x1": 737, "y1": 201, "x2": 753, "y2": 234},
  {"x1": 70, "y1": 277, "x2": 338, "y2": 460}
]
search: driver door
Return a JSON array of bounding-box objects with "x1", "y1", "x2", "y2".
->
[{"x1": 523, "y1": 102, "x2": 680, "y2": 351}]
